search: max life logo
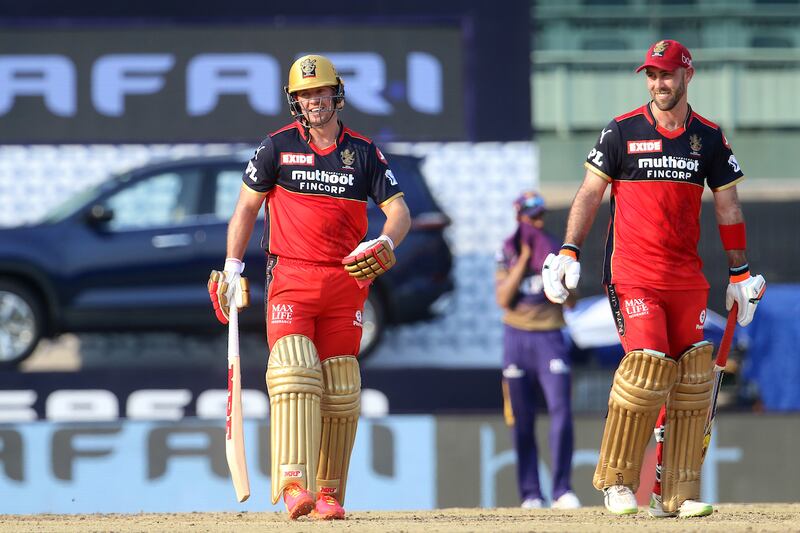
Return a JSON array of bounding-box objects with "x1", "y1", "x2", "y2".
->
[
  {"x1": 624, "y1": 297, "x2": 649, "y2": 318},
  {"x1": 271, "y1": 304, "x2": 294, "y2": 324}
]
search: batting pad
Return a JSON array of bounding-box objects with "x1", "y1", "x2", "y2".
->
[
  {"x1": 662, "y1": 341, "x2": 714, "y2": 512},
  {"x1": 266, "y1": 335, "x2": 323, "y2": 504},
  {"x1": 593, "y1": 349, "x2": 678, "y2": 491},
  {"x1": 316, "y1": 356, "x2": 361, "y2": 504}
]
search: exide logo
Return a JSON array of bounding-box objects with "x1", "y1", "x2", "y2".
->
[
  {"x1": 627, "y1": 139, "x2": 662, "y2": 154},
  {"x1": 281, "y1": 152, "x2": 314, "y2": 166}
]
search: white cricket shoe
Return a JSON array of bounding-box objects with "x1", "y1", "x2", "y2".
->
[
  {"x1": 521, "y1": 498, "x2": 544, "y2": 509},
  {"x1": 648, "y1": 493, "x2": 677, "y2": 518},
  {"x1": 649, "y1": 493, "x2": 713, "y2": 518},
  {"x1": 603, "y1": 485, "x2": 638, "y2": 515},
  {"x1": 551, "y1": 491, "x2": 581, "y2": 509},
  {"x1": 678, "y1": 499, "x2": 713, "y2": 518}
]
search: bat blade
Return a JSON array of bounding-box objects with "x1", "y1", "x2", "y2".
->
[
  {"x1": 701, "y1": 302, "x2": 738, "y2": 463},
  {"x1": 225, "y1": 306, "x2": 250, "y2": 502}
]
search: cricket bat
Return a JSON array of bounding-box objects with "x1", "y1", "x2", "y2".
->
[
  {"x1": 226, "y1": 305, "x2": 250, "y2": 502},
  {"x1": 701, "y1": 302, "x2": 737, "y2": 463}
]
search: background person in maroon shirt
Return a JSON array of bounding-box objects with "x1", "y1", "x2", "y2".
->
[
  {"x1": 541, "y1": 40, "x2": 765, "y2": 518},
  {"x1": 209, "y1": 54, "x2": 411, "y2": 520}
]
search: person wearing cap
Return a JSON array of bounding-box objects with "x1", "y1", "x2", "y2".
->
[
  {"x1": 541, "y1": 40, "x2": 765, "y2": 518},
  {"x1": 208, "y1": 54, "x2": 411, "y2": 520},
  {"x1": 495, "y1": 191, "x2": 581, "y2": 510}
]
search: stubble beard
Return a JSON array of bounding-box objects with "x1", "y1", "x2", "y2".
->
[{"x1": 651, "y1": 80, "x2": 686, "y2": 112}]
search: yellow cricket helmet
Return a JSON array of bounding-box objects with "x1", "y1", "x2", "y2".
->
[{"x1": 284, "y1": 54, "x2": 345, "y2": 126}]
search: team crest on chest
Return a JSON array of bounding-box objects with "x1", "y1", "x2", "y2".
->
[
  {"x1": 340, "y1": 148, "x2": 356, "y2": 168},
  {"x1": 301, "y1": 58, "x2": 317, "y2": 78},
  {"x1": 652, "y1": 40, "x2": 668, "y2": 57},
  {"x1": 689, "y1": 134, "x2": 702, "y2": 156}
]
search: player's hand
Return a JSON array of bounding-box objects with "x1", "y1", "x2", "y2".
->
[
  {"x1": 725, "y1": 270, "x2": 766, "y2": 326},
  {"x1": 342, "y1": 235, "x2": 396, "y2": 288},
  {"x1": 542, "y1": 246, "x2": 581, "y2": 304},
  {"x1": 208, "y1": 258, "x2": 250, "y2": 324}
]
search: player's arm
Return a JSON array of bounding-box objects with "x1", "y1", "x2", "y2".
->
[
  {"x1": 378, "y1": 195, "x2": 411, "y2": 249},
  {"x1": 712, "y1": 184, "x2": 766, "y2": 326},
  {"x1": 227, "y1": 185, "x2": 266, "y2": 260},
  {"x1": 542, "y1": 169, "x2": 608, "y2": 304},
  {"x1": 564, "y1": 169, "x2": 609, "y2": 248},
  {"x1": 711, "y1": 185, "x2": 747, "y2": 268}
]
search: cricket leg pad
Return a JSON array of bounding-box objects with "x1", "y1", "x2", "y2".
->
[
  {"x1": 661, "y1": 341, "x2": 714, "y2": 513},
  {"x1": 593, "y1": 349, "x2": 678, "y2": 492},
  {"x1": 316, "y1": 355, "x2": 361, "y2": 506},
  {"x1": 266, "y1": 334, "x2": 324, "y2": 504}
]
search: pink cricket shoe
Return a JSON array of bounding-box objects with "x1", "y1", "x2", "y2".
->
[
  {"x1": 283, "y1": 484, "x2": 315, "y2": 520},
  {"x1": 312, "y1": 494, "x2": 346, "y2": 520}
]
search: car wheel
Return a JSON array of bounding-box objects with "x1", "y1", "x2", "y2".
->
[
  {"x1": 359, "y1": 290, "x2": 385, "y2": 360},
  {"x1": 0, "y1": 280, "x2": 44, "y2": 368}
]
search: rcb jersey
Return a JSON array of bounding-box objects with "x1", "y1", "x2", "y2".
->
[
  {"x1": 584, "y1": 103, "x2": 744, "y2": 290},
  {"x1": 242, "y1": 122, "x2": 404, "y2": 264}
]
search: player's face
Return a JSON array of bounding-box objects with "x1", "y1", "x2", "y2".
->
[
  {"x1": 295, "y1": 86, "x2": 338, "y2": 127},
  {"x1": 646, "y1": 67, "x2": 691, "y2": 111}
]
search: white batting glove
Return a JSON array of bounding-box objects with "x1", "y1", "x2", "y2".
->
[
  {"x1": 725, "y1": 265, "x2": 766, "y2": 326},
  {"x1": 542, "y1": 245, "x2": 581, "y2": 304}
]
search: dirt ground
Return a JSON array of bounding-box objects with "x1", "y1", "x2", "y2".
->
[{"x1": 2, "y1": 504, "x2": 799, "y2": 533}]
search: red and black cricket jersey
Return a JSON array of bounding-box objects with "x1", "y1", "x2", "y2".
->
[
  {"x1": 242, "y1": 121, "x2": 404, "y2": 264},
  {"x1": 585, "y1": 103, "x2": 744, "y2": 290}
]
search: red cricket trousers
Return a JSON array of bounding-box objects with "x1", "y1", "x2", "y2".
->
[{"x1": 266, "y1": 256, "x2": 369, "y2": 360}]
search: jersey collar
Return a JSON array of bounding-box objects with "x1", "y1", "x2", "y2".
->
[
  {"x1": 297, "y1": 121, "x2": 344, "y2": 156},
  {"x1": 645, "y1": 102, "x2": 693, "y2": 139}
]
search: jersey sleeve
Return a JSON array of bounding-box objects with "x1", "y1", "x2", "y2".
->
[
  {"x1": 241, "y1": 136, "x2": 277, "y2": 193},
  {"x1": 584, "y1": 120, "x2": 622, "y2": 181},
  {"x1": 368, "y1": 144, "x2": 404, "y2": 207},
  {"x1": 706, "y1": 129, "x2": 745, "y2": 191}
]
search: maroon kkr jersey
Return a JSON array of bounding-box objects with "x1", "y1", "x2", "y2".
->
[
  {"x1": 242, "y1": 122, "x2": 404, "y2": 263},
  {"x1": 585, "y1": 104, "x2": 744, "y2": 289}
]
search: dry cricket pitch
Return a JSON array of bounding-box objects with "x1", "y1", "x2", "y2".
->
[{"x1": 2, "y1": 504, "x2": 799, "y2": 532}]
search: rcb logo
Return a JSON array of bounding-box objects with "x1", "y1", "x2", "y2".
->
[
  {"x1": 341, "y1": 148, "x2": 356, "y2": 168},
  {"x1": 689, "y1": 134, "x2": 702, "y2": 155},
  {"x1": 301, "y1": 58, "x2": 317, "y2": 78},
  {"x1": 652, "y1": 40, "x2": 668, "y2": 57}
]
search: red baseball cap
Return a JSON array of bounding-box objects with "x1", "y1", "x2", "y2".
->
[{"x1": 636, "y1": 39, "x2": 693, "y2": 73}]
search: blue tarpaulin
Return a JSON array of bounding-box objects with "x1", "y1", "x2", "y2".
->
[{"x1": 741, "y1": 284, "x2": 800, "y2": 411}]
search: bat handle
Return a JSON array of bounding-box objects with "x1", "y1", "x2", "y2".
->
[
  {"x1": 715, "y1": 302, "x2": 737, "y2": 368},
  {"x1": 228, "y1": 305, "x2": 239, "y2": 358}
]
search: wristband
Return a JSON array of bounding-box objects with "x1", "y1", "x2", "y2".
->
[
  {"x1": 559, "y1": 244, "x2": 580, "y2": 261},
  {"x1": 379, "y1": 234, "x2": 395, "y2": 250},
  {"x1": 719, "y1": 223, "x2": 746, "y2": 251},
  {"x1": 224, "y1": 257, "x2": 245, "y2": 274},
  {"x1": 729, "y1": 263, "x2": 750, "y2": 283}
]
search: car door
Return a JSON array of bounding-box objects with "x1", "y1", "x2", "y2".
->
[
  {"x1": 61, "y1": 166, "x2": 214, "y2": 330},
  {"x1": 194, "y1": 164, "x2": 267, "y2": 330}
]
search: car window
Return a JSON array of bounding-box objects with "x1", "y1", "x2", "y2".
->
[
  {"x1": 215, "y1": 170, "x2": 242, "y2": 219},
  {"x1": 214, "y1": 168, "x2": 265, "y2": 220},
  {"x1": 105, "y1": 170, "x2": 201, "y2": 231}
]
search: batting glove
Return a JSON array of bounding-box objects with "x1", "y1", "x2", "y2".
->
[
  {"x1": 208, "y1": 258, "x2": 250, "y2": 324},
  {"x1": 542, "y1": 245, "x2": 581, "y2": 304},
  {"x1": 725, "y1": 265, "x2": 766, "y2": 327},
  {"x1": 342, "y1": 235, "x2": 396, "y2": 288}
]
